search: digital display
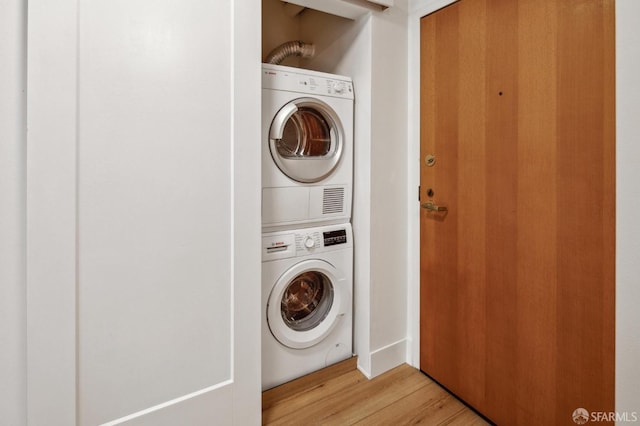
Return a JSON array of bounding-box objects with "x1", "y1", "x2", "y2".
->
[{"x1": 323, "y1": 229, "x2": 347, "y2": 246}]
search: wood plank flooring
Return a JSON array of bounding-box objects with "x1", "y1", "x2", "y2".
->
[{"x1": 263, "y1": 358, "x2": 490, "y2": 425}]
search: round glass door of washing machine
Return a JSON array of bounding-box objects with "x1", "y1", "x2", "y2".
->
[
  {"x1": 269, "y1": 97, "x2": 344, "y2": 183},
  {"x1": 267, "y1": 259, "x2": 346, "y2": 349}
]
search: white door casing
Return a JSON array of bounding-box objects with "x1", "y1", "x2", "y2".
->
[
  {"x1": 0, "y1": 0, "x2": 27, "y2": 424},
  {"x1": 26, "y1": 0, "x2": 261, "y2": 424}
]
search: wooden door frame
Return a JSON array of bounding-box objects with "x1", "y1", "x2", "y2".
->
[{"x1": 407, "y1": 0, "x2": 640, "y2": 415}]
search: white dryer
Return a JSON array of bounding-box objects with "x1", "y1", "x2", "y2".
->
[
  {"x1": 262, "y1": 64, "x2": 354, "y2": 231},
  {"x1": 262, "y1": 223, "x2": 353, "y2": 390}
]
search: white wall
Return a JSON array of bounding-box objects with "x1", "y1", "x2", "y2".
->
[
  {"x1": 0, "y1": 0, "x2": 26, "y2": 424},
  {"x1": 616, "y1": 0, "x2": 640, "y2": 417},
  {"x1": 231, "y1": 1, "x2": 263, "y2": 424},
  {"x1": 262, "y1": 0, "x2": 302, "y2": 66},
  {"x1": 368, "y1": 2, "x2": 409, "y2": 376}
]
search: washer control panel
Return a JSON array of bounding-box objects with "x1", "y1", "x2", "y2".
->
[
  {"x1": 323, "y1": 229, "x2": 348, "y2": 246},
  {"x1": 294, "y1": 228, "x2": 348, "y2": 252},
  {"x1": 262, "y1": 224, "x2": 353, "y2": 262},
  {"x1": 295, "y1": 232, "x2": 322, "y2": 252}
]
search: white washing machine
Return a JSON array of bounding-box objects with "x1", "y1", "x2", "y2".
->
[
  {"x1": 262, "y1": 64, "x2": 354, "y2": 231},
  {"x1": 262, "y1": 223, "x2": 353, "y2": 390}
]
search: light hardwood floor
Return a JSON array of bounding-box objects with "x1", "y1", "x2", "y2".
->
[{"x1": 262, "y1": 358, "x2": 490, "y2": 425}]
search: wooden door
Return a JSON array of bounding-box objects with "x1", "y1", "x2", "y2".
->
[{"x1": 419, "y1": 1, "x2": 615, "y2": 425}]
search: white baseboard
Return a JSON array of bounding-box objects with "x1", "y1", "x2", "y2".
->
[
  {"x1": 369, "y1": 339, "x2": 408, "y2": 378},
  {"x1": 357, "y1": 362, "x2": 372, "y2": 380}
]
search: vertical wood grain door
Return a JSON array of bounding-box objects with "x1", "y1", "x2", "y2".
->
[{"x1": 419, "y1": 1, "x2": 615, "y2": 424}]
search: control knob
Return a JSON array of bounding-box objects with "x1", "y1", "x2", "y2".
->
[
  {"x1": 333, "y1": 82, "x2": 345, "y2": 94},
  {"x1": 304, "y1": 236, "x2": 315, "y2": 249}
]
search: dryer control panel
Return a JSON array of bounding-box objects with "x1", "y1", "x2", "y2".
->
[{"x1": 262, "y1": 63, "x2": 354, "y2": 100}]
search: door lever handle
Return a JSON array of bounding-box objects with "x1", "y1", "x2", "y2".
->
[{"x1": 421, "y1": 201, "x2": 448, "y2": 212}]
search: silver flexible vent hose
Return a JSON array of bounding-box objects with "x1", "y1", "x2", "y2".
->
[{"x1": 265, "y1": 41, "x2": 315, "y2": 65}]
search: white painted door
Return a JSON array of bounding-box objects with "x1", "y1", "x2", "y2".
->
[{"x1": 26, "y1": 1, "x2": 261, "y2": 425}]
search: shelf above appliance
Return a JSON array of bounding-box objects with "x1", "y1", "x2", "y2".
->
[{"x1": 281, "y1": 0, "x2": 392, "y2": 20}]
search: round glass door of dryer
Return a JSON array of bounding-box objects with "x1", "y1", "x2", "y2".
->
[
  {"x1": 269, "y1": 98, "x2": 344, "y2": 183},
  {"x1": 267, "y1": 259, "x2": 346, "y2": 349}
]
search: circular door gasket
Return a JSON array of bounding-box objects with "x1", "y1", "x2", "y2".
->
[
  {"x1": 267, "y1": 259, "x2": 346, "y2": 349},
  {"x1": 280, "y1": 270, "x2": 334, "y2": 332}
]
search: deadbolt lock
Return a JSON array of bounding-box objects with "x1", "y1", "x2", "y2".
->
[{"x1": 425, "y1": 154, "x2": 436, "y2": 167}]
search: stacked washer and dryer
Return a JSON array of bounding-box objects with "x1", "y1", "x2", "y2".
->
[{"x1": 261, "y1": 63, "x2": 355, "y2": 390}]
